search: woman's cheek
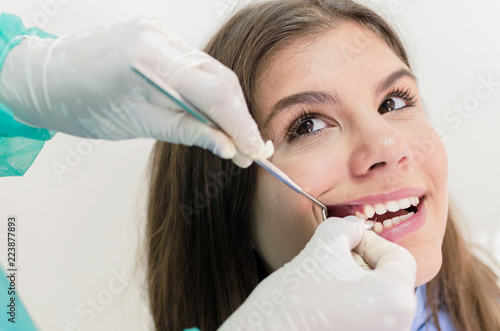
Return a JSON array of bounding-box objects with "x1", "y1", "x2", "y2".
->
[
  {"x1": 251, "y1": 149, "x2": 341, "y2": 269},
  {"x1": 251, "y1": 167, "x2": 321, "y2": 270},
  {"x1": 273, "y1": 143, "x2": 340, "y2": 194},
  {"x1": 252, "y1": 132, "x2": 344, "y2": 269}
]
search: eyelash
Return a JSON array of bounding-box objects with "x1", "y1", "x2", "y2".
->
[
  {"x1": 386, "y1": 87, "x2": 418, "y2": 108},
  {"x1": 285, "y1": 87, "x2": 418, "y2": 141},
  {"x1": 285, "y1": 109, "x2": 321, "y2": 140}
]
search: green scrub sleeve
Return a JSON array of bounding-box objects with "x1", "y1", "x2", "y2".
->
[{"x1": 0, "y1": 12, "x2": 57, "y2": 177}]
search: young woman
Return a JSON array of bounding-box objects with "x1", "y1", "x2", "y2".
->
[{"x1": 146, "y1": 0, "x2": 500, "y2": 330}]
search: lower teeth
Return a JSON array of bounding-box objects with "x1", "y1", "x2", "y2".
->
[{"x1": 371, "y1": 212, "x2": 415, "y2": 233}]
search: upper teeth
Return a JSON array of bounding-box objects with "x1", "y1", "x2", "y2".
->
[{"x1": 354, "y1": 196, "x2": 419, "y2": 220}]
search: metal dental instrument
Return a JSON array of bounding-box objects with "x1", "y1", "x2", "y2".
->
[{"x1": 131, "y1": 62, "x2": 329, "y2": 221}]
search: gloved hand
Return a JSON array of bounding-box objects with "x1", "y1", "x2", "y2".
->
[
  {"x1": 0, "y1": 16, "x2": 273, "y2": 168},
  {"x1": 219, "y1": 216, "x2": 417, "y2": 331}
]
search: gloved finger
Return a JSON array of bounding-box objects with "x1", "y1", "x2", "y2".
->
[
  {"x1": 231, "y1": 140, "x2": 274, "y2": 168},
  {"x1": 166, "y1": 60, "x2": 274, "y2": 160},
  {"x1": 353, "y1": 230, "x2": 416, "y2": 284},
  {"x1": 311, "y1": 216, "x2": 365, "y2": 252},
  {"x1": 188, "y1": 125, "x2": 237, "y2": 159},
  {"x1": 231, "y1": 151, "x2": 253, "y2": 168},
  {"x1": 137, "y1": 93, "x2": 256, "y2": 167},
  {"x1": 352, "y1": 251, "x2": 372, "y2": 271},
  {"x1": 138, "y1": 103, "x2": 237, "y2": 159}
]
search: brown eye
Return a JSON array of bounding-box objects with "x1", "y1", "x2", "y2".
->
[
  {"x1": 286, "y1": 112, "x2": 331, "y2": 141},
  {"x1": 379, "y1": 97, "x2": 407, "y2": 114},
  {"x1": 296, "y1": 120, "x2": 315, "y2": 135},
  {"x1": 294, "y1": 118, "x2": 327, "y2": 136}
]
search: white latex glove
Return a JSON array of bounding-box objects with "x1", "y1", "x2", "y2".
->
[
  {"x1": 0, "y1": 16, "x2": 273, "y2": 168},
  {"x1": 219, "y1": 216, "x2": 417, "y2": 331}
]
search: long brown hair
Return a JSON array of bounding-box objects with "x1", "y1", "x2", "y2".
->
[{"x1": 146, "y1": 1, "x2": 500, "y2": 330}]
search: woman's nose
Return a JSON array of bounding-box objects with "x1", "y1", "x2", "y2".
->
[{"x1": 347, "y1": 120, "x2": 411, "y2": 178}]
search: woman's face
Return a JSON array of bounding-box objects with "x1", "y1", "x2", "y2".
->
[{"x1": 251, "y1": 22, "x2": 448, "y2": 286}]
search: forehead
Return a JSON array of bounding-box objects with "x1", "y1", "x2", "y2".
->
[{"x1": 255, "y1": 22, "x2": 406, "y2": 117}]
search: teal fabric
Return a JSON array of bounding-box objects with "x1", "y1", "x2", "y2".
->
[
  {"x1": 0, "y1": 267, "x2": 38, "y2": 330},
  {"x1": 0, "y1": 12, "x2": 57, "y2": 177}
]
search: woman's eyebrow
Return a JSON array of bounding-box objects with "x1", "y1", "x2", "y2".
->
[
  {"x1": 265, "y1": 91, "x2": 340, "y2": 126},
  {"x1": 375, "y1": 68, "x2": 417, "y2": 96},
  {"x1": 264, "y1": 68, "x2": 416, "y2": 127}
]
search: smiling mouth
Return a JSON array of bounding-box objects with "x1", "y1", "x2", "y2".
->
[{"x1": 327, "y1": 195, "x2": 425, "y2": 233}]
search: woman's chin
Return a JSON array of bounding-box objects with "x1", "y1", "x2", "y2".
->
[{"x1": 415, "y1": 254, "x2": 443, "y2": 287}]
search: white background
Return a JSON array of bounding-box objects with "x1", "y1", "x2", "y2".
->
[{"x1": 0, "y1": 0, "x2": 499, "y2": 330}]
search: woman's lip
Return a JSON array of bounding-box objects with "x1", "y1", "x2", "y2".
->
[
  {"x1": 376, "y1": 197, "x2": 426, "y2": 242},
  {"x1": 325, "y1": 187, "x2": 425, "y2": 208}
]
